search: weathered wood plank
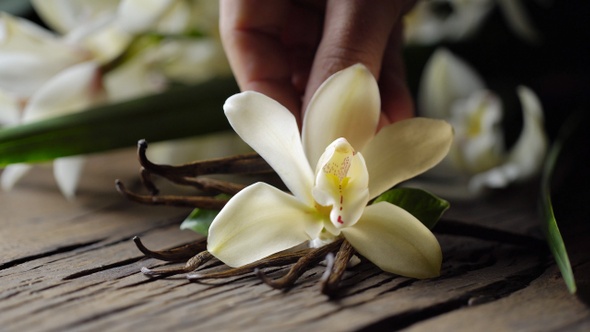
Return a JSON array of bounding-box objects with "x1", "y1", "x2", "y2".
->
[{"x1": 1, "y1": 149, "x2": 588, "y2": 331}]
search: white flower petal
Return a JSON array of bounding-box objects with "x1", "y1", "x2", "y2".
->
[
  {"x1": 302, "y1": 64, "x2": 380, "y2": 168},
  {"x1": 0, "y1": 89, "x2": 20, "y2": 126},
  {"x1": 0, "y1": 54, "x2": 80, "y2": 98},
  {"x1": 0, "y1": 13, "x2": 84, "y2": 98},
  {"x1": 22, "y1": 61, "x2": 105, "y2": 122},
  {"x1": 449, "y1": 90, "x2": 505, "y2": 173},
  {"x1": 341, "y1": 202, "x2": 442, "y2": 279},
  {"x1": 362, "y1": 118, "x2": 454, "y2": 198},
  {"x1": 65, "y1": 16, "x2": 132, "y2": 63},
  {"x1": 207, "y1": 182, "x2": 322, "y2": 267},
  {"x1": 497, "y1": 0, "x2": 540, "y2": 43},
  {"x1": 103, "y1": 50, "x2": 166, "y2": 102},
  {"x1": 418, "y1": 48, "x2": 485, "y2": 119},
  {"x1": 507, "y1": 86, "x2": 547, "y2": 175},
  {"x1": 1, "y1": 163, "x2": 32, "y2": 191},
  {"x1": 117, "y1": 0, "x2": 178, "y2": 34},
  {"x1": 152, "y1": 1, "x2": 192, "y2": 34},
  {"x1": 157, "y1": 39, "x2": 231, "y2": 84},
  {"x1": 313, "y1": 140, "x2": 369, "y2": 228},
  {"x1": 404, "y1": 0, "x2": 494, "y2": 44},
  {"x1": 224, "y1": 91, "x2": 315, "y2": 205},
  {"x1": 31, "y1": 0, "x2": 120, "y2": 33},
  {"x1": 469, "y1": 86, "x2": 547, "y2": 191},
  {"x1": 53, "y1": 156, "x2": 85, "y2": 200}
]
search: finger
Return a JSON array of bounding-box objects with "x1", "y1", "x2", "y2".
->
[
  {"x1": 303, "y1": 0, "x2": 404, "y2": 108},
  {"x1": 281, "y1": 1, "x2": 325, "y2": 95},
  {"x1": 378, "y1": 21, "x2": 414, "y2": 126},
  {"x1": 219, "y1": 0, "x2": 301, "y2": 119}
]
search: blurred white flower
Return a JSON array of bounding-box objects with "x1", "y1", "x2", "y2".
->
[
  {"x1": 418, "y1": 48, "x2": 547, "y2": 196},
  {"x1": 0, "y1": 13, "x2": 89, "y2": 99},
  {"x1": 404, "y1": 0, "x2": 541, "y2": 44},
  {"x1": 1, "y1": 0, "x2": 231, "y2": 198},
  {"x1": 1, "y1": 62, "x2": 106, "y2": 199},
  {"x1": 0, "y1": 89, "x2": 20, "y2": 125}
]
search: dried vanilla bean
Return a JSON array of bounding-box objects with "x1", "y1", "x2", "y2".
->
[
  {"x1": 116, "y1": 180, "x2": 228, "y2": 209},
  {"x1": 321, "y1": 240, "x2": 356, "y2": 296},
  {"x1": 137, "y1": 139, "x2": 272, "y2": 179},
  {"x1": 142, "y1": 251, "x2": 214, "y2": 276},
  {"x1": 256, "y1": 238, "x2": 344, "y2": 290},
  {"x1": 123, "y1": 142, "x2": 362, "y2": 294},
  {"x1": 187, "y1": 248, "x2": 313, "y2": 280}
]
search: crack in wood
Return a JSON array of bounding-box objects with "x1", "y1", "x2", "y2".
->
[
  {"x1": 61, "y1": 257, "x2": 144, "y2": 280},
  {"x1": 354, "y1": 262, "x2": 548, "y2": 331},
  {"x1": 0, "y1": 240, "x2": 105, "y2": 271},
  {"x1": 54, "y1": 302, "x2": 148, "y2": 332}
]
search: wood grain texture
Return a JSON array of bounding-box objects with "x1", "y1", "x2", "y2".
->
[{"x1": 1, "y1": 149, "x2": 589, "y2": 331}]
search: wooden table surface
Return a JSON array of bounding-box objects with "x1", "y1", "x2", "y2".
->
[{"x1": 1, "y1": 148, "x2": 589, "y2": 332}]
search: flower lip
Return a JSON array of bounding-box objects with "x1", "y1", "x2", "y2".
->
[{"x1": 312, "y1": 137, "x2": 370, "y2": 230}]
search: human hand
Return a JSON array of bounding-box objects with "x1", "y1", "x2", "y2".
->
[{"x1": 220, "y1": 0, "x2": 416, "y2": 128}]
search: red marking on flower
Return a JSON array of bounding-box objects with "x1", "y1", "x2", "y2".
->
[{"x1": 337, "y1": 215, "x2": 344, "y2": 224}]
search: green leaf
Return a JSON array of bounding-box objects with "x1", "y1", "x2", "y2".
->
[
  {"x1": 539, "y1": 112, "x2": 582, "y2": 294},
  {"x1": 373, "y1": 187, "x2": 450, "y2": 229},
  {"x1": 180, "y1": 208, "x2": 220, "y2": 236},
  {"x1": 0, "y1": 77, "x2": 238, "y2": 167}
]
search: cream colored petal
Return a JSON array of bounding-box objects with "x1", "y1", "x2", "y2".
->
[
  {"x1": 65, "y1": 17, "x2": 132, "y2": 63},
  {"x1": 53, "y1": 156, "x2": 85, "y2": 200},
  {"x1": 0, "y1": 13, "x2": 84, "y2": 98},
  {"x1": 469, "y1": 86, "x2": 547, "y2": 191},
  {"x1": 1, "y1": 163, "x2": 32, "y2": 191},
  {"x1": 22, "y1": 61, "x2": 106, "y2": 122},
  {"x1": 152, "y1": 0, "x2": 192, "y2": 34},
  {"x1": 103, "y1": 50, "x2": 166, "y2": 102},
  {"x1": 341, "y1": 202, "x2": 442, "y2": 279},
  {"x1": 404, "y1": 0, "x2": 494, "y2": 44},
  {"x1": 497, "y1": 0, "x2": 540, "y2": 43},
  {"x1": 116, "y1": 0, "x2": 177, "y2": 34},
  {"x1": 0, "y1": 54, "x2": 79, "y2": 98},
  {"x1": 31, "y1": 0, "x2": 120, "y2": 33},
  {"x1": 207, "y1": 182, "x2": 322, "y2": 267},
  {"x1": 362, "y1": 118, "x2": 453, "y2": 199},
  {"x1": 508, "y1": 86, "x2": 547, "y2": 174},
  {"x1": 157, "y1": 39, "x2": 231, "y2": 84},
  {"x1": 418, "y1": 48, "x2": 485, "y2": 119},
  {"x1": 449, "y1": 90, "x2": 505, "y2": 174},
  {"x1": 0, "y1": 89, "x2": 20, "y2": 126},
  {"x1": 302, "y1": 64, "x2": 380, "y2": 168},
  {"x1": 224, "y1": 91, "x2": 315, "y2": 205},
  {"x1": 313, "y1": 144, "x2": 369, "y2": 229}
]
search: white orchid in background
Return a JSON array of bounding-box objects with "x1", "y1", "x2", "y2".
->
[
  {"x1": 207, "y1": 64, "x2": 453, "y2": 279},
  {"x1": 0, "y1": 13, "x2": 92, "y2": 99},
  {"x1": 1, "y1": 62, "x2": 106, "y2": 199},
  {"x1": 404, "y1": 0, "x2": 543, "y2": 44},
  {"x1": 0, "y1": 11, "x2": 107, "y2": 198},
  {"x1": 0, "y1": 0, "x2": 230, "y2": 198},
  {"x1": 417, "y1": 48, "x2": 547, "y2": 196}
]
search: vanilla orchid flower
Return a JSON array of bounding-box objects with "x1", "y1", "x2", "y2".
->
[
  {"x1": 1, "y1": 61, "x2": 106, "y2": 199},
  {"x1": 1, "y1": 1, "x2": 228, "y2": 198},
  {"x1": 0, "y1": 13, "x2": 88, "y2": 99},
  {"x1": 404, "y1": 0, "x2": 540, "y2": 45},
  {"x1": 418, "y1": 48, "x2": 547, "y2": 195},
  {"x1": 207, "y1": 64, "x2": 453, "y2": 279}
]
